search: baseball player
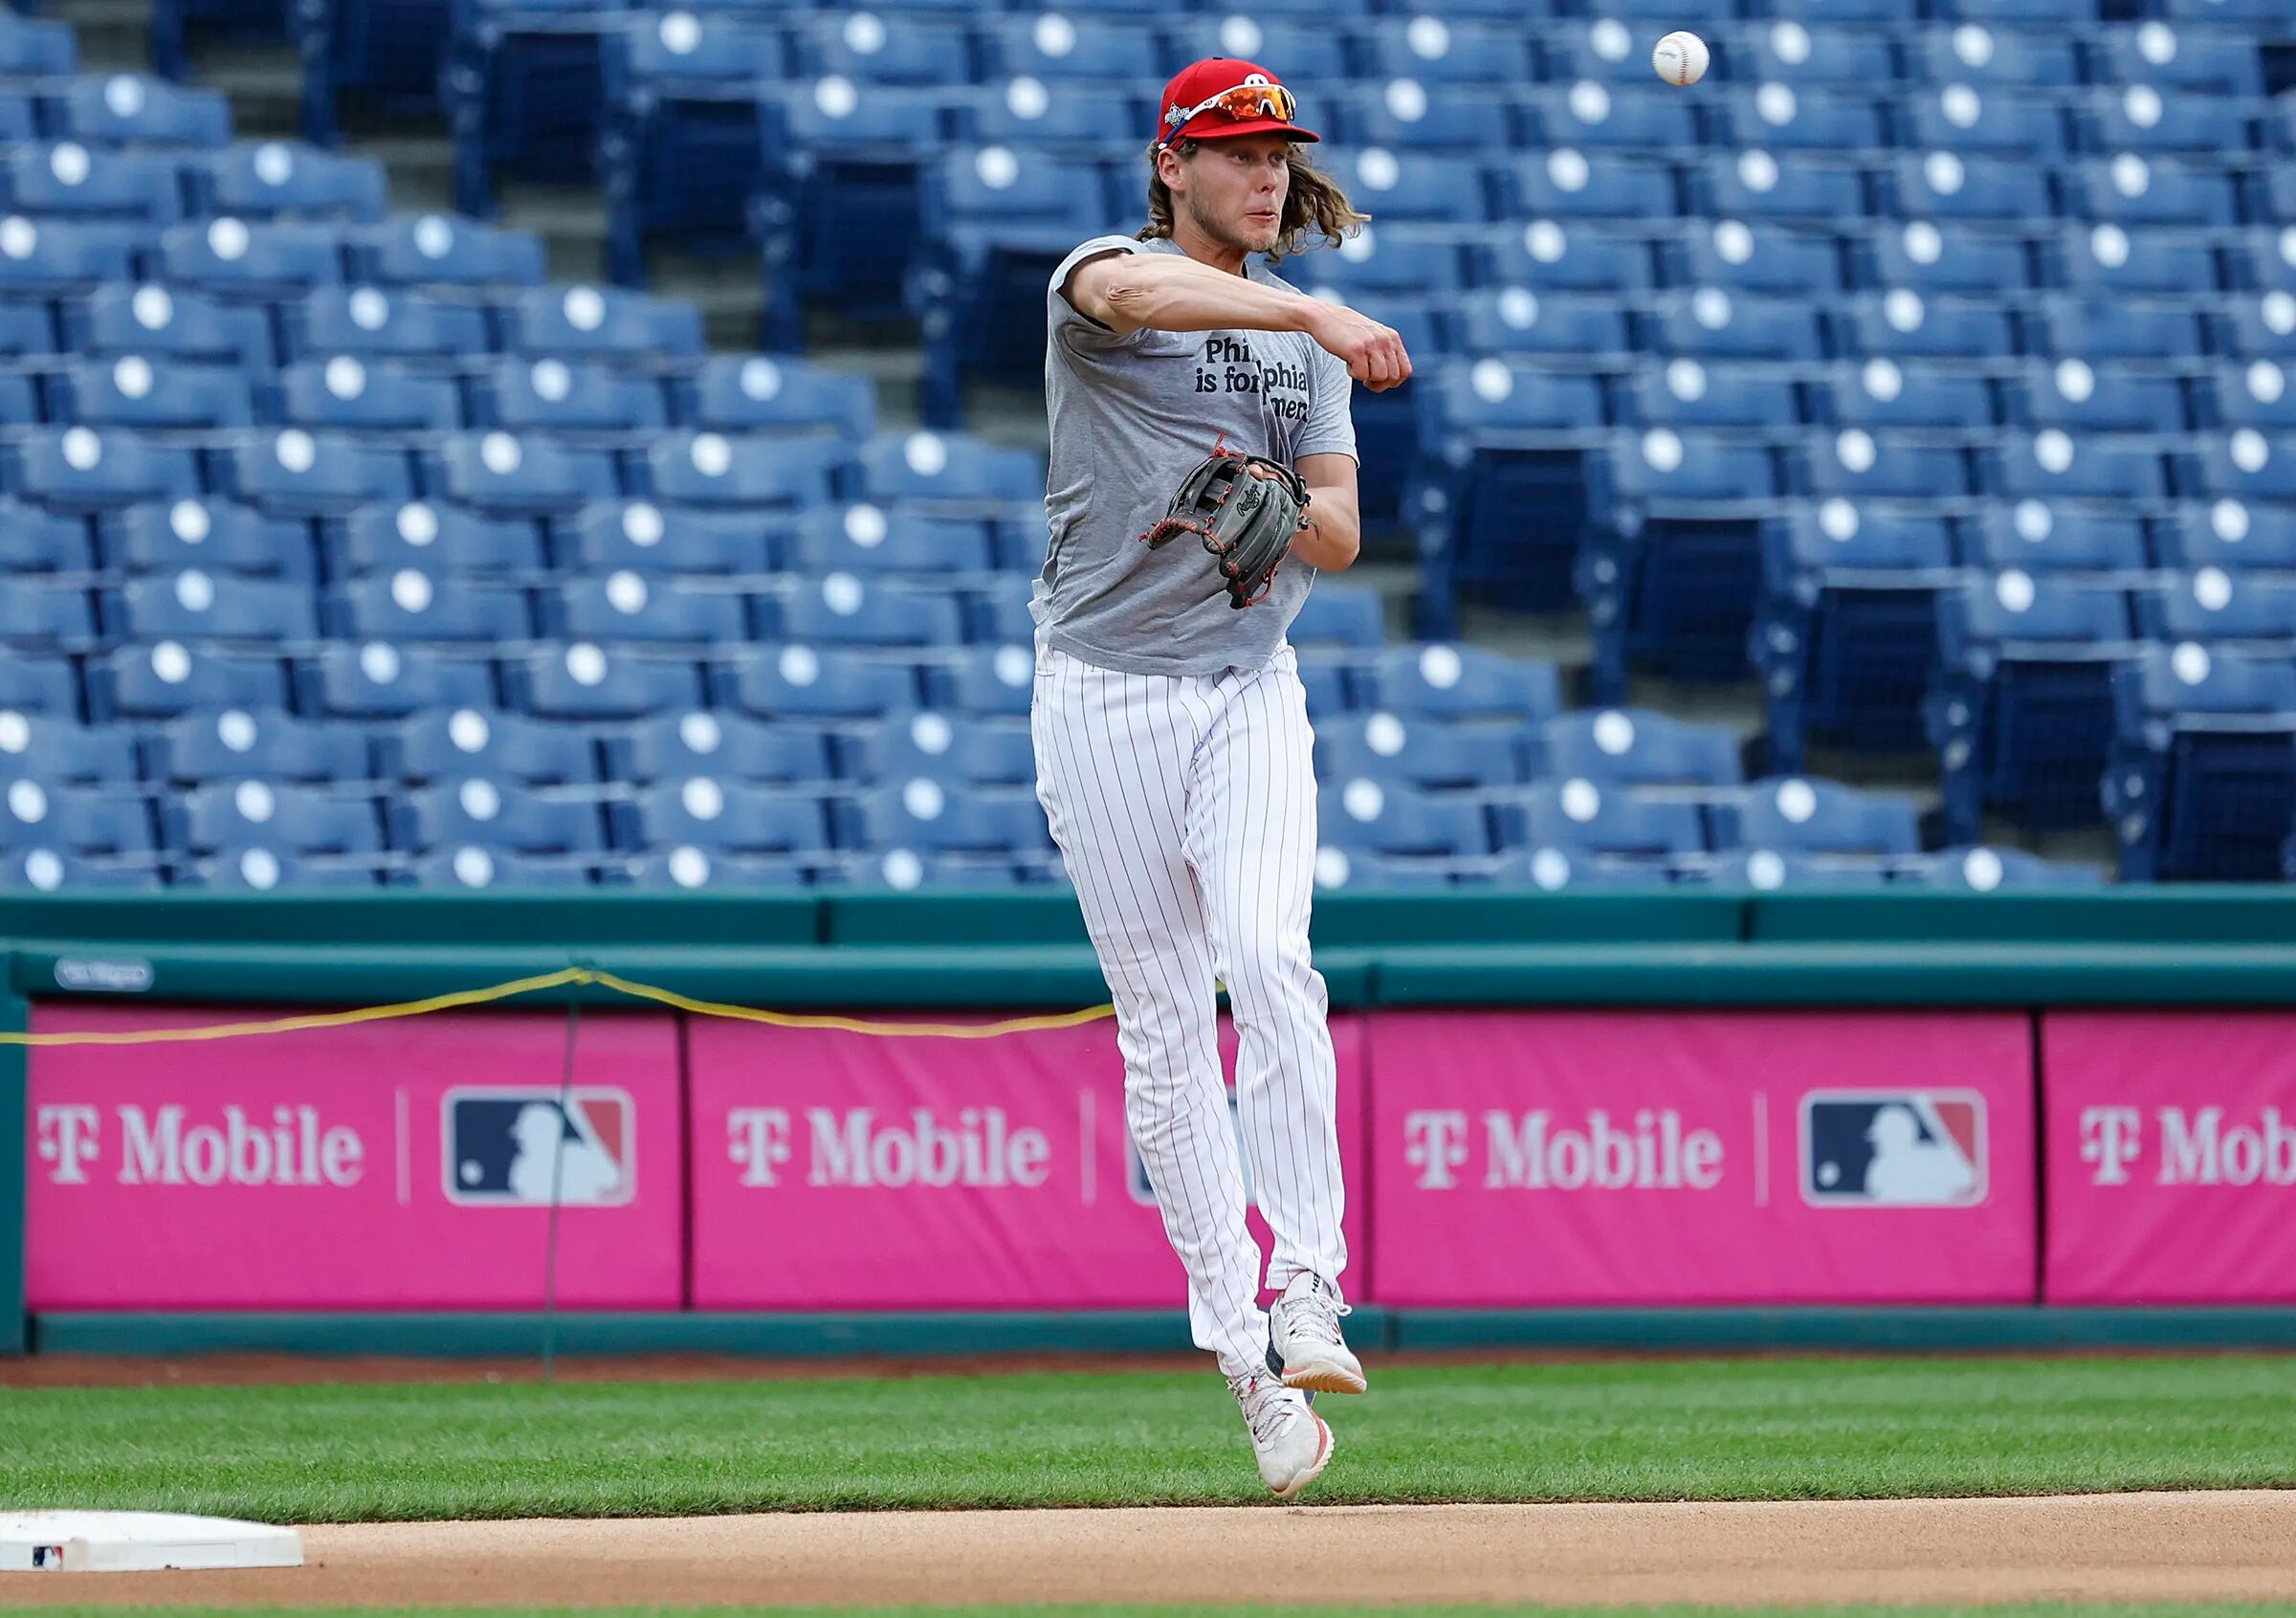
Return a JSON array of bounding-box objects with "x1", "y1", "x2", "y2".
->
[{"x1": 1029, "y1": 56, "x2": 1411, "y2": 1498}]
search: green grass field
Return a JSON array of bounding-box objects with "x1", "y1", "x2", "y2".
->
[{"x1": 6, "y1": 1355, "x2": 2293, "y2": 1522}]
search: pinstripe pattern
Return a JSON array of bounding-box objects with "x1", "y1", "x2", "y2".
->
[{"x1": 1032, "y1": 639, "x2": 1345, "y2": 1377}]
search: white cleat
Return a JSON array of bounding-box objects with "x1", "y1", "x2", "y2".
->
[
  {"x1": 1268, "y1": 1272, "x2": 1367, "y2": 1395},
  {"x1": 1228, "y1": 1369, "x2": 1334, "y2": 1500}
]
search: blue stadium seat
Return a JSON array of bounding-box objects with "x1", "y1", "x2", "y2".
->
[
  {"x1": 0, "y1": 295, "x2": 54, "y2": 358},
  {"x1": 1753, "y1": 499, "x2": 1959, "y2": 769},
  {"x1": 188, "y1": 848, "x2": 375, "y2": 889},
  {"x1": 1539, "y1": 707, "x2": 1743, "y2": 788},
  {"x1": 337, "y1": 500, "x2": 544, "y2": 576},
  {"x1": 2220, "y1": 292, "x2": 2296, "y2": 360},
  {"x1": 1743, "y1": 22, "x2": 1900, "y2": 86},
  {"x1": 2213, "y1": 361, "x2": 2296, "y2": 433},
  {"x1": 181, "y1": 780, "x2": 381, "y2": 855},
  {"x1": 2012, "y1": 358, "x2": 2184, "y2": 437},
  {"x1": 2093, "y1": 23, "x2": 2263, "y2": 97},
  {"x1": 1453, "y1": 288, "x2": 1632, "y2": 359},
  {"x1": 481, "y1": 356, "x2": 665, "y2": 435},
  {"x1": 61, "y1": 355, "x2": 256, "y2": 432},
  {"x1": 0, "y1": 499, "x2": 96, "y2": 572},
  {"x1": 119, "y1": 571, "x2": 317, "y2": 642},
  {"x1": 644, "y1": 432, "x2": 842, "y2": 511},
  {"x1": 3, "y1": 145, "x2": 182, "y2": 227},
  {"x1": 342, "y1": 571, "x2": 529, "y2": 642},
  {"x1": 1723, "y1": 776, "x2": 1920, "y2": 855},
  {"x1": 1889, "y1": 151, "x2": 2052, "y2": 222},
  {"x1": 219, "y1": 429, "x2": 412, "y2": 515},
  {"x1": 563, "y1": 499, "x2": 772, "y2": 575},
  {"x1": 1290, "y1": 223, "x2": 1466, "y2": 300},
  {"x1": 155, "y1": 707, "x2": 368, "y2": 785},
  {"x1": 627, "y1": 776, "x2": 828, "y2": 855},
  {"x1": 1541, "y1": 18, "x2": 1670, "y2": 86},
  {"x1": 823, "y1": 847, "x2": 1024, "y2": 889},
  {"x1": 1329, "y1": 81, "x2": 1516, "y2": 153},
  {"x1": 1677, "y1": 219, "x2": 1844, "y2": 299},
  {"x1": 116, "y1": 496, "x2": 307, "y2": 581},
  {"x1": 2108, "y1": 641, "x2": 2296, "y2": 880},
  {"x1": 289, "y1": 286, "x2": 493, "y2": 362},
  {"x1": 0, "y1": 656, "x2": 79, "y2": 717},
  {"x1": 0, "y1": 218, "x2": 142, "y2": 297},
  {"x1": 1290, "y1": 586, "x2": 1384, "y2": 651},
  {"x1": 397, "y1": 776, "x2": 606, "y2": 853},
  {"x1": 1863, "y1": 219, "x2": 2033, "y2": 298},
  {"x1": 1701, "y1": 151, "x2": 1866, "y2": 224},
  {"x1": 1824, "y1": 357, "x2": 1996, "y2": 432},
  {"x1": 159, "y1": 218, "x2": 347, "y2": 300},
  {"x1": 1930, "y1": 572, "x2": 2134, "y2": 837},
  {"x1": 2142, "y1": 569, "x2": 2296, "y2": 654},
  {"x1": 1648, "y1": 290, "x2": 1824, "y2": 362},
  {"x1": 405, "y1": 846, "x2": 590, "y2": 888},
  {"x1": 1319, "y1": 778, "x2": 1491, "y2": 857},
  {"x1": 940, "y1": 642, "x2": 1035, "y2": 716},
  {"x1": 386, "y1": 705, "x2": 593, "y2": 784},
  {"x1": 0, "y1": 712, "x2": 135, "y2": 784},
  {"x1": 1897, "y1": 846, "x2": 2104, "y2": 889},
  {"x1": 615, "y1": 846, "x2": 807, "y2": 889},
  {"x1": 1716, "y1": 84, "x2": 1888, "y2": 152},
  {"x1": 1986, "y1": 432, "x2": 2168, "y2": 503},
  {"x1": 1363, "y1": 18, "x2": 1535, "y2": 85},
  {"x1": 0, "y1": 584, "x2": 94, "y2": 646},
  {"x1": 683, "y1": 354, "x2": 876, "y2": 440},
  {"x1": 792, "y1": 11, "x2": 973, "y2": 85},
  {"x1": 0, "y1": 847, "x2": 161, "y2": 889},
  {"x1": 1912, "y1": 24, "x2": 2079, "y2": 86},
  {"x1": 1802, "y1": 430, "x2": 1971, "y2": 500},
  {"x1": 435, "y1": 431, "x2": 616, "y2": 515},
  {"x1": 191, "y1": 143, "x2": 390, "y2": 222},
  {"x1": 2031, "y1": 295, "x2": 2205, "y2": 363},
  {"x1": 16, "y1": 427, "x2": 200, "y2": 512},
  {"x1": 1678, "y1": 849, "x2": 1887, "y2": 889},
  {"x1": 1506, "y1": 149, "x2": 1677, "y2": 221},
  {"x1": 1966, "y1": 500, "x2": 2147, "y2": 576},
  {"x1": 861, "y1": 431, "x2": 1038, "y2": 507},
  {"x1": 0, "y1": 780, "x2": 153, "y2": 855},
  {"x1": 732, "y1": 644, "x2": 917, "y2": 719},
  {"x1": 1506, "y1": 777, "x2": 1706, "y2": 864},
  {"x1": 791, "y1": 503, "x2": 994, "y2": 576},
  {"x1": 1315, "y1": 711, "x2": 1522, "y2": 791},
  {"x1": 99, "y1": 641, "x2": 287, "y2": 718},
  {"x1": 2053, "y1": 222, "x2": 2218, "y2": 299},
  {"x1": 1366, "y1": 644, "x2": 1558, "y2": 723},
  {"x1": 52, "y1": 75, "x2": 229, "y2": 147},
  {"x1": 354, "y1": 214, "x2": 548, "y2": 288},
  {"x1": 521, "y1": 641, "x2": 700, "y2": 719},
  {"x1": 557, "y1": 572, "x2": 746, "y2": 645},
  {"x1": 1318, "y1": 148, "x2": 1490, "y2": 226},
  {"x1": 2070, "y1": 155, "x2": 2237, "y2": 230},
  {"x1": 502, "y1": 284, "x2": 704, "y2": 361},
  {"x1": 0, "y1": 13, "x2": 77, "y2": 78},
  {"x1": 313, "y1": 639, "x2": 494, "y2": 718},
  {"x1": 844, "y1": 711, "x2": 1031, "y2": 787},
  {"x1": 2163, "y1": 498, "x2": 2296, "y2": 574},
  {"x1": 1311, "y1": 846, "x2": 1457, "y2": 891},
  {"x1": 1900, "y1": 84, "x2": 2066, "y2": 156},
  {"x1": 1531, "y1": 82, "x2": 1698, "y2": 152},
  {"x1": 854, "y1": 779, "x2": 1049, "y2": 853},
  {"x1": 2195, "y1": 430, "x2": 2296, "y2": 504},
  {"x1": 619, "y1": 710, "x2": 832, "y2": 784},
  {"x1": 70, "y1": 282, "x2": 272, "y2": 366},
  {"x1": 278, "y1": 355, "x2": 462, "y2": 434},
  {"x1": 983, "y1": 14, "x2": 1161, "y2": 80},
  {"x1": 1475, "y1": 846, "x2": 1676, "y2": 890},
  {"x1": 2083, "y1": 83, "x2": 2255, "y2": 155},
  {"x1": 1480, "y1": 219, "x2": 1654, "y2": 294},
  {"x1": 779, "y1": 576, "x2": 964, "y2": 648}
]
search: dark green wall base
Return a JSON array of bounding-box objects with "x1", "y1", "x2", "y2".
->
[{"x1": 31, "y1": 1306, "x2": 2296, "y2": 1361}]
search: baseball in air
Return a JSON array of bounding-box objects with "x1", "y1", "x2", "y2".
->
[{"x1": 1653, "y1": 31, "x2": 1710, "y2": 86}]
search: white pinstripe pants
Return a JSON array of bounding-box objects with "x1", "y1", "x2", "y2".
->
[{"x1": 1031, "y1": 639, "x2": 1347, "y2": 1377}]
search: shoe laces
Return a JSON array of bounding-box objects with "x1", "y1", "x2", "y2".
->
[
  {"x1": 1227, "y1": 1371, "x2": 1299, "y2": 1447},
  {"x1": 1277, "y1": 1274, "x2": 1352, "y2": 1348}
]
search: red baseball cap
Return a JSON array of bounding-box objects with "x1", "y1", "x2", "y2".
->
[{"x1": 1155, "y1": 57, "x2": 1320, "y2": 151}]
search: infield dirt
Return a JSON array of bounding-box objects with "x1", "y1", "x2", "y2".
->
[{"x1": 7, "y1": 1492, "x2": 2295, "y2": 1607}]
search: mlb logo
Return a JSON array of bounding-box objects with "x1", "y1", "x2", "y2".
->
[
  {"x1": 1128, "y1": 1091, "x2": 1255, "y2": 1209},
  {"x1": 442, "y1": 1088, "x2": 636, "y2": 1208},
  {"x1": 1799, "y1": 1090, "x2": 1986, "y2": 1208}
]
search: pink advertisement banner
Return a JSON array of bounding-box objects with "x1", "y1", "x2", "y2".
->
[
  {"x1": 25, "y1": 1007, "x2": 682, "y2": 1310},
  {"x1": 2045, "y1": 1012, "x2": 2296, "y2": 1303},
  {"x1": 1368, "y1": 1011, "x2": 2036, "y2": 1305},
  {"x1": 688, "y1": 1013, "x2": 1369, "y2": 1310}
]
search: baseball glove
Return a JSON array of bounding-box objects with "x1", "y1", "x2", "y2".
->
[{"x1": 1139, "y1": 446, "x2": 1311, "y2": 610}]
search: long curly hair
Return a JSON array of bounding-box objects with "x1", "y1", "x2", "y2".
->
[{"x1": 1137, "y1": 140, "x2": 1370, "y2": 265}]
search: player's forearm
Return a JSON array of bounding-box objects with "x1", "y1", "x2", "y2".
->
[
  {"x1": 1101, "y1": 254, "x2": 1314, "y2": 336},
  {"x1": 1292, "y1": 480, "x2": 1359, "y2": 571}
]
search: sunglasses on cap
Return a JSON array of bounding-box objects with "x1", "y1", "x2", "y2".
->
[{"x1": 1157, "y1": 79, "x2": 1299, "y2": 149}]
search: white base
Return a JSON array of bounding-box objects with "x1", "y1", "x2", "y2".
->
[{"x1": 0, "y1": 1510, "x2": 304, "y2": 1573}]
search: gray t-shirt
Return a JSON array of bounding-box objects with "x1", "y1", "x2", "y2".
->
[{"x1": 1033, "y1": 233, "x2": 1358, "y2": 677}]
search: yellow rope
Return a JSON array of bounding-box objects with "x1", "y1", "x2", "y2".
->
[{"x1": 0, "y1": 964, "x2": 1116, "y2": 1048}]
